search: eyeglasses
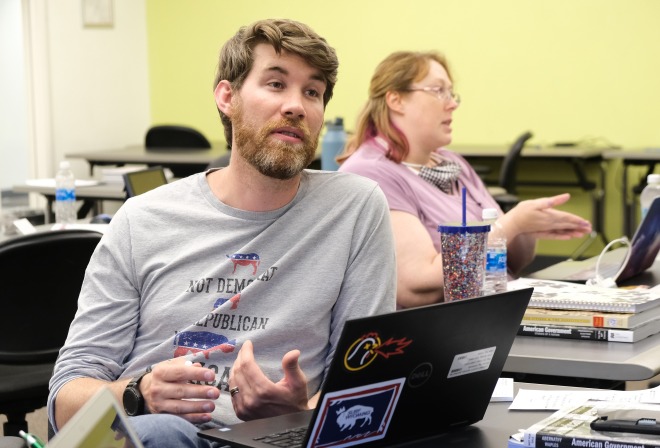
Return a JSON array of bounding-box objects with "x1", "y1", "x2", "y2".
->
[{"x1": 404, "y1": 86, "x2": 461, "y2": 104}]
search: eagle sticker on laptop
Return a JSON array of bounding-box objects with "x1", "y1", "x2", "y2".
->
[
  {"x1": 306, "y1": 378, "x2": 405, "y2": 448},
  {"x1": 343, "y1": 332, "x2": 412, "y2": 371}
]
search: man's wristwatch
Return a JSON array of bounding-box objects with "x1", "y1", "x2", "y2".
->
[{"x1": 122, "y1": 370, "x2": 149, "y2": 416}]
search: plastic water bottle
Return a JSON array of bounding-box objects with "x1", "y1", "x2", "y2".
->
[
  {"x1": 55, "y1": 160, "x2": 77, "y2": 224},
  {"x1": 482, "y1": 208, "x2": 507, "y2": 294},
  {"x1": 321, "y1": 117, "x2": 346, "y2": 171},
  {"x1": 640, "y1": 173, "x2": 660, "y2": 221}
]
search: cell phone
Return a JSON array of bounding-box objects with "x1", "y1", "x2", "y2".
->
[{"x1": 591, "y1": 416, "x2": 660, "y2": 435}]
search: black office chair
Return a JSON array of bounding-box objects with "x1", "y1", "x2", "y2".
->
[
  {"x1": 145, "y1": 125, "x2": 212, "y2": 178},
  {"x1": 0, "y1": 230, "x2": 103, "y2": 437},
  {"x1": 487, "y1": 131, "x2": 534, "y2": 212}
]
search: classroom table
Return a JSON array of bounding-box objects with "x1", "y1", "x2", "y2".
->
[
  {"x1": 65, "y1": 143, "x2": 230, "y2": 176},
  {"x1": 15, "y1": 142, "x2": 323, "y2": 222},
  {"x1": 12, "y1": 142, "x2": 318, "y2": 222},
  {"x1": 449, "y1": 144, "x2": 609, "y2": 251},
  {"x1": 603, "y1": 148, "x2": 660, "y2": 239},
  {"x1": 12, "y1": 182, "x2": 125, "y2": 223},
  {"x1": 65, "y1": 143, "x2": 323, "y2": 176},
  {"x1": 503, "y1": 258, "x2": 660, "y2": 389}
]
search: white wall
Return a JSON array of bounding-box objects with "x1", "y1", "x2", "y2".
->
[
  {"x1": 45, "y1": 0, "x2": 151, "y2": 181},
  {"x1": 0, "y1": 0, "x2": 29, "y2": 192},
  {"x1": 1, "y1": 0, "x2": 151, "y2": 199}
]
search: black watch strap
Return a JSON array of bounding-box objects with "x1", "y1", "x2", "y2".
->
[{"x1": 123, "y1": 369, "x2": 149, "y2": 416}]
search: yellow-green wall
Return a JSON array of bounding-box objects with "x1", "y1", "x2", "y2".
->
[{"x1": 145, "y1": 0, "x2": 660, "y2": 257}]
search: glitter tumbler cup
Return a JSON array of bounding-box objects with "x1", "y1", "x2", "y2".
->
[{"x1": 438, "y1": 222, "x2": 490, "y2": 301}]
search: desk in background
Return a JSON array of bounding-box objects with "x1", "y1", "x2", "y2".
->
[
  {"x1": 13, "y1": 182, "x2": 125, "y2": 223},
  {"x1": 603, "y1": 148, "x2": 660, "y2": 238},
  {"x1": 36, "y1": 143, "x2": 230, "y2": 221},
  {"x1": 65, "y1": 143, "x2": 323, "y2": 177},
  {"x1": 66, "y1": 143, "x2": 230, "y2": 177},
  {"x1": 504, "y1": 328, "x2": 660, "y2": 389},
  {"x1": 504, "y1": 258, "x2": 660, "y2": 389},
  {"x1": 15, "y1": 142, "x2": 321, "y2": 223},
  {"x1": 450, "y1": 144, "x2": 609, "y2": 250}
]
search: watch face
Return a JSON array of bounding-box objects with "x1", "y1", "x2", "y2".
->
[
  {"x1": 123, "y1": 372, "x2": 147, "y2": 417},
  {"x1": 123, "y1": 388, "x2": 141, "y2": 416}
]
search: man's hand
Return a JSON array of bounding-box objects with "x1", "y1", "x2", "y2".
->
[
  {"x1": 228, "y1": 340, "x2": 309, "y2": 420},
  {"x1": 142, "y1": 357, "x2": 220, "y2": 424}
]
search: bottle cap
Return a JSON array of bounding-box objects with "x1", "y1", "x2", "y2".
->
[
  {"x1": 647, "y1": 173, "x2": 660, "y2": 184},
  {"x1": 481, "y1": 208, "x2": 498, "y2": 220},
  {"x1": 59, "y1": 160, "x2": 71, "y2": 169},
  {"x1": 326, "y1": 117, "x2": 344, "y2": 129}
]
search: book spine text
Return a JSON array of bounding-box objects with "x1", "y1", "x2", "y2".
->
[
  {"x1": 521, "y1": 313, "x2": 633, "y2": 329},
  {"x1": 518, "y1": 325, "x2": 633, "y2": 343},
  {"x1": 530, "y1": 432, "x2": 660, "y2": 448}
]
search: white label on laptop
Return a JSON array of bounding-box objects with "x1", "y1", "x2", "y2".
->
[{"x1": 447, "y1": 346, "x2": 496, "y2": 378}]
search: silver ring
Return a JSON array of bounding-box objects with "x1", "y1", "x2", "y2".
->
[{"x1": 230, "y1": 386, "x2": 239, "y2": 397}]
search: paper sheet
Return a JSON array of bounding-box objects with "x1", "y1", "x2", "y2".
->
[
  {"x1": 491, "y1": 377, "x2": 514, "y2": 402},
  {"x1": 509, "y1": 384, "x2": 660, "y2": 410}
]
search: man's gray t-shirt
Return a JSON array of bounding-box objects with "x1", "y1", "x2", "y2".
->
[{"x1": 48, "y1": 169, "x2": 396, "y2": 427}]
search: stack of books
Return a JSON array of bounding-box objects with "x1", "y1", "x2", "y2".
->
[
  {"x1": 509, "y1": 278, "x2": 660, "y2": 343},
  {"x1": 509, "y1": 399, "x2": 660, "y2": 447}
]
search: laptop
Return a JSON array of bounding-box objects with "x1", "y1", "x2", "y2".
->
[
  {"x1": 527, "y1": 196, "x2": 660, "y2": 283},
  {"x1": 198, "y1": 288, "x2": 533, "y2": 448},
  {"x1": 122, "y1": 166, "x2": 168, "y2": 198},
  {"x1": 48, "y1": 387, "x2": 144, "y2": 448}
]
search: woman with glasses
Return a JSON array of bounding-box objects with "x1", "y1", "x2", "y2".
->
[{"x1": 338, "y1": 51, "x2": 592, "y2": 308}]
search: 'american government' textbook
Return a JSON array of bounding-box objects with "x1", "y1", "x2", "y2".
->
[
  {"x1": 518, "y1": 400, "x2": 660, "y2": 448},
  {"x1": 517, "y1": 316, "x2": 660, "y2": 343},
  {"x1": 509, "y1": 278, "x2": 660, "y2": 313}
]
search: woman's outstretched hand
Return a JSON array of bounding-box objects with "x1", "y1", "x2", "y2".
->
[{"x1": 505, "y1": 193, "x2": 592, "y2": 240}]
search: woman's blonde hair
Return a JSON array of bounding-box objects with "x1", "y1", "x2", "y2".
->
[{"x1": 337, "y1": 51, "x2": 452, "y2": 164}]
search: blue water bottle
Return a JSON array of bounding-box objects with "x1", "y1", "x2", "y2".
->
[{"x1": 321, "y1": 117, "x2": 346, "y2": 171}]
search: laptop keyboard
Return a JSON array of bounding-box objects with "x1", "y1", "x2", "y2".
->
[{"x1": 253, "y1": 426, "x2": 307, "y2": 447}]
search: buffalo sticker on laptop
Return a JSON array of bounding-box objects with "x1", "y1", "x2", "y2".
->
[{"x1": 307, "y1": 378, "x2": 405, "y2": 448}]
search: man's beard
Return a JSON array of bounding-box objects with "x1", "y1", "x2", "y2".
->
[{"x1": 232, "y1": 99, "x2": 319, "y2": 180}]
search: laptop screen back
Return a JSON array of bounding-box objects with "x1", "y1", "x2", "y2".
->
[
  {"x1": 526, "y1": 196, "x2": 660, "y2": 283},
  {"x1": 123, "y1": 166, "x2": 167, "y2": 198},
  {"x1": 304, "y1": 288, "x2": 532, "y2": 446},
  {"x1": 618, "y1": 196, "x2": 660, "y2": 281}
]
